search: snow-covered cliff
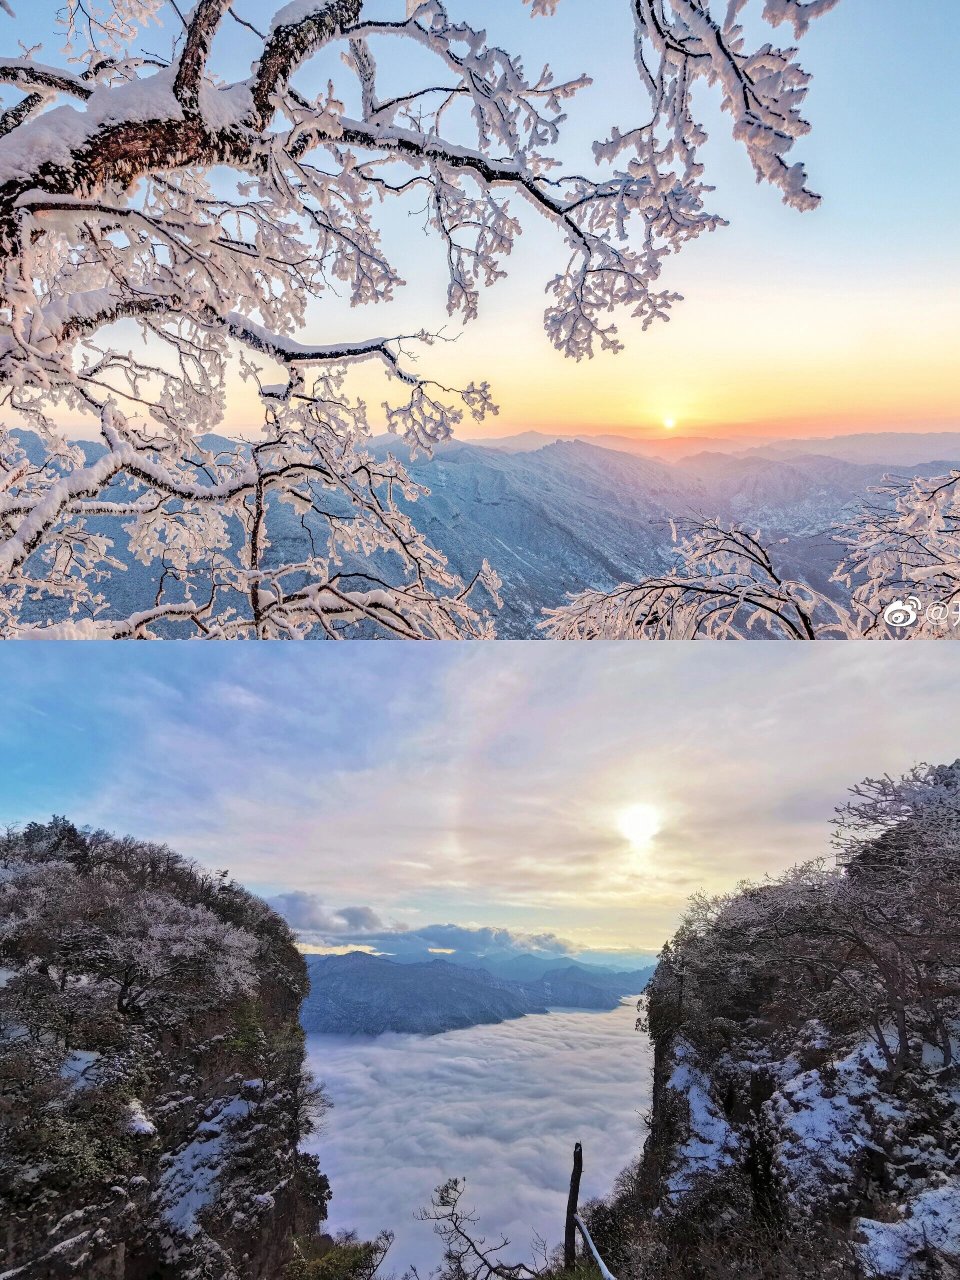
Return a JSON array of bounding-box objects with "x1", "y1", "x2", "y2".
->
[
  {"x1": 580, "y1": 763, "x2": 960, "y2": 1280},
  {"x1": 0, "y1": 819, "x2": 330, "y2": 1279}
]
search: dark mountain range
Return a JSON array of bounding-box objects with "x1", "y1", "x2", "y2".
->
[
  {"x1": 471, "y1": 952, "x2": 652, "y2": 983},
  {"x1": 300, "y1": 951, "x2": 654, "y2": 1036},
  {"x1": 374, "y1": 942, "x2": 659, "y2": 982}
]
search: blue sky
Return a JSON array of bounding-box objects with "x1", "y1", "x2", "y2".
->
[
  {"x1": 3, "y1": 642, "x2": 959, "y2": 950},
  {"x1": 3, "y1": 1, "x2": 957, "y2": 437}
]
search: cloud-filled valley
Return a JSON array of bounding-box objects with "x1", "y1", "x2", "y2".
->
[{"x1": 304, "y1": 1002, "x2": 653, "y2": 1273}]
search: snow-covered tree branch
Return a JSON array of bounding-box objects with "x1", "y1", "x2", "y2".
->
[
  {"x1": 0, "y1": 0, "x2": 838, "y2": 636},
  {"x1": 543, "y1": 477, "x2": 960, "y2": 639},
  {"x1": 541, "y1": 517, "x2": 857, "y2": 638},
  {"x1": 836, "y1": 470, "x2": 960, "y2": 637}
]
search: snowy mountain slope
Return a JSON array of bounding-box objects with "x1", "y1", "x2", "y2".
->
[
  {"x1": 353, "y1": 441, "x2": 960, "y2": 633},
  {"x1": 676, "y1": 450, "x2": 883, "y2": 528},
  {"x1": 325, "y1": 438, "x2": 708, "y2": 636},
  {"x1": 20, "y1": 431, "x2": 960, "y2": 635},
  {"x1": 640, "y1": 1017, "x2": 960, "y2": 1280}
]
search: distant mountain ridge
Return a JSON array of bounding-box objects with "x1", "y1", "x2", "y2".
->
[
  {"x1": 347, "y1": 937, "x2": 659, "y2": 980},
  {"x1": 357, "y1": 438, "x2": 960, "y2": 632},
  {"x1": 466, "y1": 428, "x2": 960, "y2": 467},
  {"x1": 21, "y1": 429, "x2": 960, "y2": 636},
  {"x1": 300, "y1": 951, "x2": 654, "y2": 1036}
]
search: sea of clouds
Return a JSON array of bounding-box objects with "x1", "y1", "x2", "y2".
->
[{"x1": 304, "y1": 1000, "x2": 653, "y2": 1274}]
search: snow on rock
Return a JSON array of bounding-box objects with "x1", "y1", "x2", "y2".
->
[
  {"x1": 157, "y1": 1125, "x2": 228, "y2": 1240},
  {"x1": 156, "y1": 1090, "x2": 252, "y2": 1239},
  {"x1": 857, "y1": 1184, "x2": 960, "y2": 1278},
  {"x1": 765, "y1": 1036, "x2": 895, "y2": 1212},
  {"x1": 664, "y1": 1039, "x2": 741, "y2": 1199},
  {"x1": 127, "y1": 1098, "x2": 158, "y2": 1136}
]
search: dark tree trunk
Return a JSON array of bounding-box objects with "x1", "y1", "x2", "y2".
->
[{"x1": 564, "y1": 1142, "x2": 583, "y2": 1272}]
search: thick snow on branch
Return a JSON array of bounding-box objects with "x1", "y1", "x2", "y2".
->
[
  {"x1": 542, "y1": 517, "x2": 856, "y2": 639},
  {"x1": 836, "y1": 471, "x2": 960, "y2": 638},
  {"x1": 0, "y1": 0, "x2": 838, "y2": 636}
]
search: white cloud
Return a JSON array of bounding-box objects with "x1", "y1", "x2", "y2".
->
[{"x1": 304, "y1": 1001, "x2": 652, "y2": 1273}]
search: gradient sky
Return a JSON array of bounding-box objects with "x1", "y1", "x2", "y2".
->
[
  {"x1": 6, "y1": 1, "x2": 958, "y2": 442},
  {"x1": 2, "y1": 643, "x2": 959, "y2": 952}
]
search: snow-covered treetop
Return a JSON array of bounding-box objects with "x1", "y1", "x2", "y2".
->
[
  {"x1": 0, "y1": 0, "x2": 839, "y2": 636},
  {"x1": 833, "y1": 759, "x2": 960, "y2": 868},
  {"x1": 0, "y1": 817, "x2": 295, "y2": 1021}
]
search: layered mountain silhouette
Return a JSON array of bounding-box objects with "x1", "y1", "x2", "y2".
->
[{"x1": 300, "y1": 951, "x2": 654, "y2": 1035}]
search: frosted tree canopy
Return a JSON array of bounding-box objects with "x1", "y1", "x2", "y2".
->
[{"x1": 0, "y1": 0, "x2": 838, "y2": 637}]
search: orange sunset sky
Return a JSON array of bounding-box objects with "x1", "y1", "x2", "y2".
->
[
  {"x1": 220, "y1": 0, "x2": 960, "y2": 445},
  {"x1": 37, "y1": 0, "x2": 957, "y2": 445},
  {"x1": 216, "y1": 0, "x2": 958, "y2": 443}
]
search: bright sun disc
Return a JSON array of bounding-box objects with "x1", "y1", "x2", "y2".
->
[
  {"x1": 663, "y1": 417, "x2": 676, "y2": 430},
  {"x1": 617, "y1": 803, "x2": 661, "y2": 848}
]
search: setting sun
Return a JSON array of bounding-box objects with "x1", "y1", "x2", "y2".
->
[
  {"x1": 617, "y1": 803, "x2": 662, "y2": 849},
  {"x1": 663, "y1": 417, "x2": 676, "y2": 430}
]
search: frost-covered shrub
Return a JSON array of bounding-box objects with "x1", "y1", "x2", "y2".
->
[{"x1": 543, "y1": 500, "x2": 960, "y2": 641}]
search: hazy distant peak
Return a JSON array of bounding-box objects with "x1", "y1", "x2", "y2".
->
[{"x1": 464, "y1": 429, "x2": 960, "y2": 468}]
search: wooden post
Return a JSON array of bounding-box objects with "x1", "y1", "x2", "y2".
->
[{"x1": 564, "y1": 1142, "x2": 583, "y2": 1272}]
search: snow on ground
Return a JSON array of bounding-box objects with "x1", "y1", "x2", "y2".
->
[
  {"x1": 304, "y1": 1001, "x2": 653, "y2": 1273},
  {"x1": 59, "y1": 1049, "x2": 101, "y2": 1089},
  {"x1": 764, "y1": 1033, "x2": 960, "y2": 1277},
  {"x1": 857, "y1": 1184, "x2": 960, "y2": 1279}
]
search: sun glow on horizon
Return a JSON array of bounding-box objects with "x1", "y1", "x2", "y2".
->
[{"x1": 663, "y1": 417, "x2": 676, "y2": 430}]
